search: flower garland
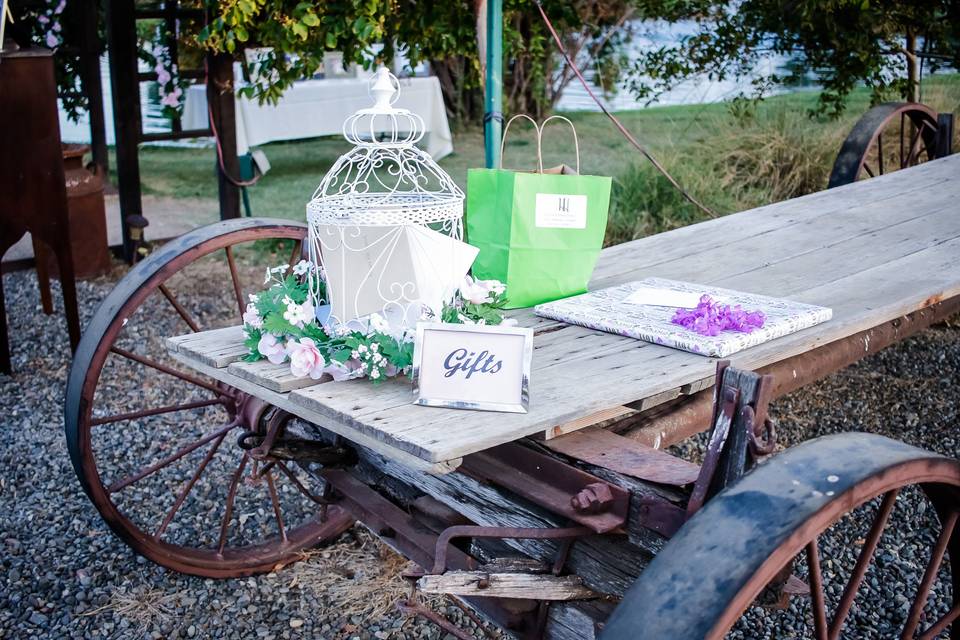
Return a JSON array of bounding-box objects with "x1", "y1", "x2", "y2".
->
[
  {"x1": 242, "y1": 261, "x2": 511, "y2": 383},
  {"x1": 147, "y1": 43, "x2": 186, "y2": 118},
  {"x1": 36, "y1": 0, "x2": 66, "y2": 49}
]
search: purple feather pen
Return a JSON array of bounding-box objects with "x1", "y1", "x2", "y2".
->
[{"x1": 671, "y1": 295, "x2": 765, "y2": 336}]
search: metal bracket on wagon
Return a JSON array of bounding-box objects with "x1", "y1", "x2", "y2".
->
[{"x1": 687, "y1": 360, "x2": 777, "y2": 517}]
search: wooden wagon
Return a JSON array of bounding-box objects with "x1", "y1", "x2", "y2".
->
[{"x1": 64, "y1": 147, "x2": 960, "y2": 638}]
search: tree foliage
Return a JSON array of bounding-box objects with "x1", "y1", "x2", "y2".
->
[
  {"x1": 625, "y1": 0, "x2": 960, "y2": 117},
  {"x1": 197, "y1": 0, "x2": 636, "y2": 123}
]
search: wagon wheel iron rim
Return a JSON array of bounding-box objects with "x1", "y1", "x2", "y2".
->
[
  {"x1": 600, "y1": 433, "x2": 960, "y2": 639},
  {"x1": 828, "y1": 102, "x2": 939, "y2": 188},
  {"x1": 64, "y1": 218, "x2": 353, "y2": 578}
]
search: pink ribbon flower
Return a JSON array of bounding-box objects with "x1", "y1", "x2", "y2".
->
[
  {"x1": 257, "y1": 333, "x2": 286, "y2": 364},
  {"x1": 287, "y1": 337, "x2": 327, "y2": 379}
]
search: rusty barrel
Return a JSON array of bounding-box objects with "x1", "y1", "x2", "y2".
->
[{"x1": 48, "y1": 144, "x2": 111, "y2": 278}]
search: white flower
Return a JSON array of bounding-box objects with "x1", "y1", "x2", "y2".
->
[
  {"x1": 351, "y1": 350, "x2": 360, "y2": 360},
  {"x1": 370, "y1": 343, "x2": 379, "y2": 353},
  {"x1": 271, "y1": 264, "x2": 289, "y2": 274},
  {"x1": 283, "y1": 299, "x2": 315, "y2": 328},
  {"x1": 483, "y1": 279, "x2": 507, "y2": 296},
  {"x1": 263, "y1": 268, "x2": 272, "y2": 284},
  {"x1": 248, "y1": 293, "x2": 259, "y2": 303},
  {"x1": 257, "y1": 334, "x2": 286, "y2": 365},
  {"x1": 292, "y1": 260, "x2": 312, "y2": 276},
  {"x1": 368, "y1": 313, "x2": 389, "y2": 333},
  {"x1": 369, "y1": 368, "x2": 381, "y2": 380},
  {"x1": 242, "y1": 303, "x2": 263, "y2": 329},
  {"x1": 460, "y1": 276, "x2": 491, "y2": 305},
  {"x1": 357, "y1": 344, "x2": 367, "y2": 353}
]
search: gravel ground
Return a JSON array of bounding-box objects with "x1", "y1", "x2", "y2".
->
[{"x1": 1, "y1": 262, "x2": 958, "y2": 639}]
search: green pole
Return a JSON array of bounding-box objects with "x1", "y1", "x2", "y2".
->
[{"x1": 484, "y1": 0, "x2": 502, "y2": 169}]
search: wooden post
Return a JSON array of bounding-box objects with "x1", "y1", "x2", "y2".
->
[
  {"x1": 106, "y1": 0, "x2": 143, "y2": 260},
  {"x1": 207, "y1": 52, "x2": 240, "y2": 220},
  {"x1": 79, "y1": 0, "x2": 108, "y2": 176}
]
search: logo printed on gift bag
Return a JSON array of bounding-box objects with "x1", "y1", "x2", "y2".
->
[{"x1": 535, "y1": 193, "x2": 588, "y2": 229}]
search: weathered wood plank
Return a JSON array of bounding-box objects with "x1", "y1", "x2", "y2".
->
[
  {"x1": 417, "y1": 571, "x2": 599, "y2": 600},
  {"x1": 165, "y1": 325, "x2": 246, "y2": 368},
  {"x1": 227, "y1": 359, "x2": 324, "y2": 392},
  {"x1": 543, "y1": 428, "x2": 700, "y2": 486}
]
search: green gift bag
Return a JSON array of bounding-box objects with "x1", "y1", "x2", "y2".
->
[{"x1": 467, "y1": 115, "x2": 611, "y2": 309}]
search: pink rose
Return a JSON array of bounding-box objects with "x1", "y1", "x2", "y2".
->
[
  {"x1": 460, "y1": 275, "x2": 491, "y2": 305},
  {"x1": 160, "y1": 92, "x2": 180, "y2": 108},
  {"x1": 287, "y1": 338, "x2": 326, "y2": 379},
  {"x1": 323, "y1": 358, "x2": 363, "y2": 382},
  {"x1": 45, "y1": 32, "x2": 58, "y2": 48},
  {"x1": 257, "y1": 333, "x2": 286, "y2": 364}
]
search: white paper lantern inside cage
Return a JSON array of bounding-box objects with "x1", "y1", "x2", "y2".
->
[{"x1": 306, "y1": 67, "x2": 474, "y2": 328}]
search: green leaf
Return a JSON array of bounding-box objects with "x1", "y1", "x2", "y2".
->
[
  {"x1": 292, "y1": 22, "x2": 309, "y2": 40},
  {"x1": 302, "y1": 12, "x2": 320, "y2": 27},
  {"x1": 325, "y1": 31, "x2": 337, "y2": 48}
]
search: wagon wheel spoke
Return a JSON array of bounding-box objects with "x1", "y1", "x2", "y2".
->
[
  {"x1": 109, "y1": 346, "x2": 227, "y2": 397},
  {"x1": 275, "y1": 460, "x2": 328, "y2": 505},
  {"x1": 918, "y1": 603, "x2": 960, "y2": 640},
  {"x1": 828, "y1": 489, "x2": 900, "y2": 639},
  {"x1": 158, "y1": 283, "x2": 201, "y2": 332},
  {"x1": 154, "y1": 430, "x2": 229, "y2": 540},
  {"x1": 265, "y1": 470, "x2": 288, "y2": 543},
  {"x1": 90, "y1": 397, "x2": 224, "y2": 427},
  {"x1": 287, "y1": 239, "x2": 303, "y2": 274},
  {"x1": 806, "y1": 538, "x2": 829, "y2": 640},
  {"x1": 902, "y1": 124, "x2": 925, "y2": 169},
  {"x1": 863, "y1": 163, "x2": 876, "y2": 178},
  {"x1": 877, "y1": 132, "x2": 884, "y2": 175},
  {"x1": 901, "y1": 510, "x2": 959, "y2": 639},
  {"x1": 107, "y1": 421, "x2": 239, "y2": 494},
  {"x1": 225, "y1": 245, "x2": 246, "y2": 319},
  {"x1": 217, "y1": 453, "x2": 250, "y2": 555}
]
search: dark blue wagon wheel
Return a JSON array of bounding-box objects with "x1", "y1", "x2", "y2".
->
[
  {"x1": 64, "y1": 218, "x2": 353, "y2": 578},
  {"x1": 828, "y1": 102, "x2": 939, "y2": 188},
  {"x1": 601, "y1": 433, "x2": 960, "y2": 639}
]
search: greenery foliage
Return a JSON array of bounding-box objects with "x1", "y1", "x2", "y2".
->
[
  {"x1": 624, "y1": 0, "x2": 960, "y2": 117},
  {"x1": 197, "y1": 0, "x2": 636, "y2": 122}
]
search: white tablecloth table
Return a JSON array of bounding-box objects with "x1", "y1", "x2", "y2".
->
[{"x1": 182, "y1": 76, "x2": 453, "y2": 160}]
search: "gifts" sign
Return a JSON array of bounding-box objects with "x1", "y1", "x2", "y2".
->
[{"x1": 413, "y1": 322, "x2": 533, "y2": 413}]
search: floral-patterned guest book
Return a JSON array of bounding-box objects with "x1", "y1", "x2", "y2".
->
[{"x1": 533, "y1": 277, "x2": 833, "y2": 358}]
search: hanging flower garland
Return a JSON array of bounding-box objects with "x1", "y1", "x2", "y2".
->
[
  {"x1": 36, "y1": 0, "x2": 66, "y2": 48},
  {"x1": 242, "y1": 261, "x2": 511, "y2": 383},
  {"x1": 146, "y1": 43, "x2": 187, "y2": 118}
]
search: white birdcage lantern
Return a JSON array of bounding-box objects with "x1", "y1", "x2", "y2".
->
[{"x1": 306, "y1": 67, "x2": 473, "y2": 328}]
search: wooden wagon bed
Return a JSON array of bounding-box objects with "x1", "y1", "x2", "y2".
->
[{"x1": 167, "y1": 154, "x2": 960, "y2": 473}]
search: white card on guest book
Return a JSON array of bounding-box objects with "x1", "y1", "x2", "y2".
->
[{"x1": 622, "y1": 287, "x2": 704, "y2": 308}]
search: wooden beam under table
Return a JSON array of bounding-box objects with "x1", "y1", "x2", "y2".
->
[{"x1": 614, "y1": 296, "x2": 960, "y2": 449}]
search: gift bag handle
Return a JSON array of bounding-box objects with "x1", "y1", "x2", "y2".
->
[
  {"x1": 499, "y1": 113, "x2": 543, "y2": 172},
  {"x1": 537, "y1": 114, "x2": 581, "y2": 175}
]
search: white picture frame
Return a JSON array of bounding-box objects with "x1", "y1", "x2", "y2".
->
[{"x1": 412, "y1": 322, "x2": 533, "y2": 413}]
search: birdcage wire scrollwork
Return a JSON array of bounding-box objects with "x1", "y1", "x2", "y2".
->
[{"x1": 306, "y1": 67, "x2": 466, "y2": 327}]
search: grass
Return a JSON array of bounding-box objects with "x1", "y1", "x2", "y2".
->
[{"x1": 123, "y1": 74, "x2": 960, "y2": 246}]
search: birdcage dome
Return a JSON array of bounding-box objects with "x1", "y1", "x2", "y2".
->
[{"x1": 306, "y1": 68, "x2": 465, "y2": 229}]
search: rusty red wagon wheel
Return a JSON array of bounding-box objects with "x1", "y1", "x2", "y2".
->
[
  {"x1": 828, "y1": 102, "x2": 940, "y2": 188},
  {"x1": 602, "y1": 433, "x2": 960, "y2": 639},
  {"x1": 65, "y1": 218, "x2": 354, "y2": 578}
]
